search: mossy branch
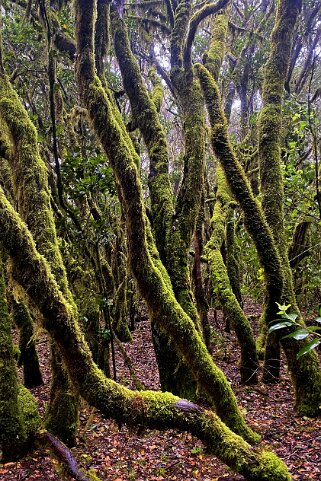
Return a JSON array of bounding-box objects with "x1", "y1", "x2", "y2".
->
[
  {"x1": 206, "y1": 167, "x2": 258, "y2": 384},
  {"x1": 184, "y1": 0, "x2": 230, "y2": 69},
  {"x1": 110, "y1": 9, "x2": 174, "y2": 262},
  {"x1": 95, "y1": 0, "x2": 110, "y2": 76},
  {"x1": 0, "y1": 65, "x2": 79, "y2": 443},
  {"x1": 203, "y1": 8, "x2": 229, "y2": 81},
  {"x1": 170, "y1": 0, "x2": 192, "y2": 71},
  {"x1": 195, "y1": 63, "x2": 283, "y2": 320},
  {"x1": 0, "y1": 186, "x2": 291, "y2": 479}
]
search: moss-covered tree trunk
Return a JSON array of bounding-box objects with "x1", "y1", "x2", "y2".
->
[
  {"x1": 0, "y1": 254, "x2": 26, "y2": 461},
  {"x1": 0, "y1": 72, "x2": 79, "y2": 444},
  {"x1": 192, "y1": 194, "x2": 211, "y2": 348},
  {"x1": 196, "y1": 0, "x2": 321, "y2": 416},
  {"x1": 75, "y1": 0, "x2": 258, "y2": 443},
  {"x1": 110, "y1": 7, "x2": 200, "y2": 399},
  {"x1": 259, "y1": 0, "x2": 301, "y2": 382},
  {"x1": 202, "y1": 7, "x2": 258, "y2": 382},
  {"x1": 257, "y1": 0, "x2": 321, "y2": 415},
  {"x1": 0, "y1": 254, "x2": 40, "y2": 461},
  {"x1": 206, "y1": 166, "x2": 258, "y2": 383},
  {"x1": 45, "y1": 344, "x2": 79, "y2": 446},
  {"x1": 111, "y1": 223, "x2": 131, "y2": 342}
]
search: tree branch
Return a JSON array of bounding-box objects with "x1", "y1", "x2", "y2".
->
[{"x1": 183, "y1": 0, "x2": 230, "y2": 69}]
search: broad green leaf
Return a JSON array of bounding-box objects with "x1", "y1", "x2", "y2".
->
[
  {"x1": 297, "y1": 339, "x2": 321, "y2": 358},
  {"x1": 284, "y1": 312, "x2": 298, "y2": 322},
  {"x1": 282, "y1": 329, "x2": 310, "y2": 341},
  {"x1": 268, "y1": 321, "x2": 293, "y2": 333}
]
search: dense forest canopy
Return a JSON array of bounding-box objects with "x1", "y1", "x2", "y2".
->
[{"x1": 0, "y1": 0, "x2": 321, "y2": 479}]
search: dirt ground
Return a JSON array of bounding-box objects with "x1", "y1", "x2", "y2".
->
[{"x1": 1, "y1": 300, "x2": 321, "y2": 481}]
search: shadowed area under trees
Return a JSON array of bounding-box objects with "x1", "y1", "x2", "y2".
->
[{"x1": 0, "y1": 0, "x2": 321, "y2": 479}]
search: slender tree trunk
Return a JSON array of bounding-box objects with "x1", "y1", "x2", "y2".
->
[
  {"x1": 206, "y1": 166, "x2": 258, "y2": 383},
  {"x1": 0, "y1": 254, "x2": 40, "y2": 461},
  {"x1": 204, "y1": 8, "x2": 258, "y2": 382},
  {"x1": 0, "y1": 72, "x2": 79, "y2": 443},
  {"x1": 257, "y1": 0, "x2": 321, "y2": 415}
]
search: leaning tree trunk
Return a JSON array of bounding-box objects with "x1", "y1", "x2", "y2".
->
[
  {"x1": 0, "y1": 253, "x2": 40, "y2": 461},
  {"x1": 111, "y1": 8, "x2": 200, "y2": 399},
  {"x1": 0, "y1": 71, "x2": 79, "y2": 444},
  {"x1": 257, "y1": 0, "x2": 321, "y2": 415},
  {"x1": 75, "y1": 0, "x2": 258, "y2": 443}
]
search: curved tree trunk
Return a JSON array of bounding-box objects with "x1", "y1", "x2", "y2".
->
[
  {"x1": 0, "y1": 186, "x2": 292, "y2": 480},
  {"x1": 0, "y1": 71, "x2": 79, "y2": 444},
  {"x1": 75, "y1": 0, "x2": 258, "y2": 443},
  {"x1": 257, "y1": 0, "x2": 321, "y2": 415}
]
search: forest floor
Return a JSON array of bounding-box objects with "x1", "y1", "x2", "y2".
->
[{"x1": 1, "y1": 298, "x2": 321, "y2": 481}]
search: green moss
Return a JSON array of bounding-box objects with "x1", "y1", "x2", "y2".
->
[
  {"x1": 18, "y1": 384, "x2": 41, "y2": 439},
  {"x1": 0, "y1": 73, "x2": 79, "y2": 443},
  {"x1": 195, "y1": 62, "x2": 284, "y2": 314},
  {"x1": 75, "y1": 11, "x2": 262, "y2": 442},
  {"x1": 206, "y1": 166, "x2": 258, "y2": 384},
  {"x1": 112, "y1": 225, "x2": 132, "y2": 343},
  {"x1": 149, "y1": 68, "x2": 163, "y2": 112},
  {"x1": 0, "y1": 76, "x2": 72, "y2": 305},
  {"x1": 111, "y1": 7, "x2": 206, "y2": 398},
  {"x1": 170, "y1": 0, "x2": 192, "y2": 70},
  {"x1": 250, "y1": 450, "x2": 292, "y2": 481},
  {"x1": 0, "y1": 158, "x2": 293, "y2": 481},
  {"x1": 45, "y1": 345, "x2": 79, "y2": 447},
  {"x1": 258, "y1": 0, "x2": 302, "y2": 304},
  {"x1": 226, "y1": 209, "x2": 243, "y2": 306},
  {"x1": 95, "y1": 0, "x2": 110, "y2": 76},
  {"x1": 258, "y1": 0, "x2": 321, "y2": 408},
  {"x1": 0, "y1": 256, "x2": 40, "y2": 461},
  {"x1": 204, "y1": 11, "x2": 229, "y2": 80}
]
